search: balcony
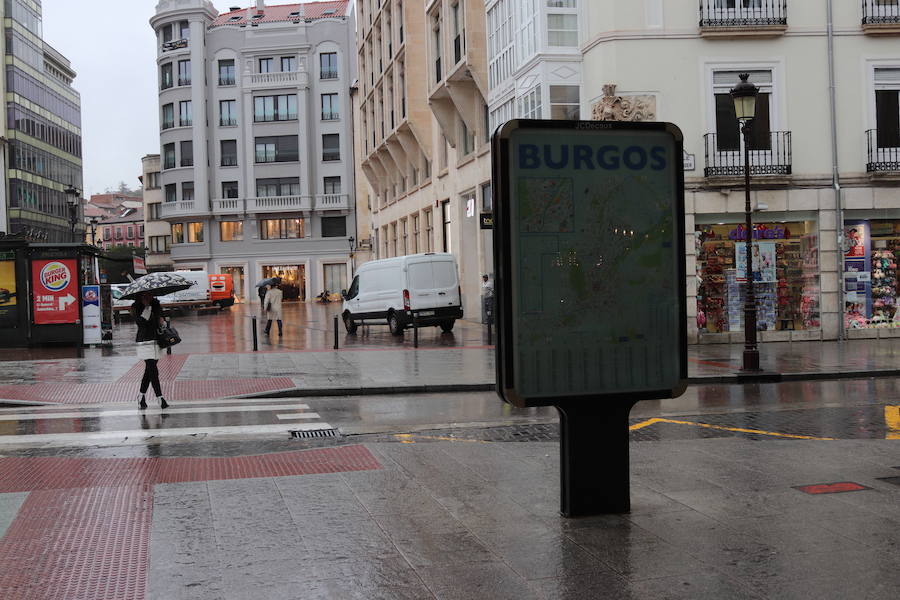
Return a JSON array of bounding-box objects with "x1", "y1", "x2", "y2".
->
[
  {"x1": 863, "y1": 0, "x2": 900, "y2": 33},
  {"x1": 321, "y1": 69, "x2": 338, "y2": 80},
  {"x1": 699, "y1": 1, "x2": 787, "y2": 37},
  {"x1": 866, "y1": 129, "x2": 900, "y2": 173},
  {"x1": 246, "y1": 71, "x2": 300, "y2": 88},
  {"x1": 703, "y1": 131, "x2": 792, "y2": 177},
  {"x1": 315, "y1": 194, "x2": 350, "y2": 211},
  {"x1": 321, "y1": 111, "x2": 340, "y2": 121},
  {"x1": 247, "y1": 195, "x2": 313, "y2": 213},
  {"x1": 210, "y1": 194, "x2": 349, "y2": 214},
  {"x1": 212, "y1": 198, "x2": 243, "y2": 214},
  {"x1": 160, "y1": 200, "x2": 204, "y2": 218},
  {"x1": 162, "y1": 39, "x2": 188, "y2": 52}
]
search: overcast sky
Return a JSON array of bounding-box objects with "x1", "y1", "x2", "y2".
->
[{"x1": 41, "y1": 1, "x2": 319, "y2": 197}]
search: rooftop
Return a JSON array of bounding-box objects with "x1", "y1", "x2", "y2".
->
[
  {"x1": 99, "y1": 207, "x2": 145, "y2": 225},
  {"x1": 211, "y1": 1, "x2": 348, "y2": 27}
]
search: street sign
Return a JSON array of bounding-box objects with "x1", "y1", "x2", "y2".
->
[
  {"x1": 480, "y1": 213, "x2": 494, "y2": 229},
  {"x1": 31, "y1": 259, "x2": 79, "y2": 325},
  {"x1": 82, "y1": 285, "x2": 101, "y2": 344},
  {"x1": 133, "y1": 256, "x2": 147, "y2": 275},
  {"x1": 493, "y1": 119, "x2": 687, "y2": 408}
]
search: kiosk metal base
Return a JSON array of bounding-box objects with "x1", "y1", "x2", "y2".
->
[{"x1": 557, "y1": 401, "x2": 637, "y2": 517}]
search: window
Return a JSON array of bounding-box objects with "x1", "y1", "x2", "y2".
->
[
  {"x1": 160, "y1": 63, "x2": 173, "y2": 89},
  {"x1": 322, "y1": 216, "x2": 346, "y2": 237},
  {"x1": 177, "y1": 60, "x2": 191, "y2": 86},
  {"x1": 259, "y1": 218, "x2": 304, "y2": 239},
  {"x1": 391, "y1": 222, "x2": 398, "y2": 256},
  {"x1": 126, "y1": 225, "x2": 134, "y2": 239},
  {"x1": 438, "y1": 135, "x2": 448, "y2": 171},
  {"x1": 163, "y1": 143, "x2": 175, "y2": 169},
  {"x1": 171, "y1": 223, "x2": 184, "y2": 243},
  {"x1": 460, "y1": 120, "x2": 474, "y2": 156},
  {"x1": 147, "y1": 172, "x2": 160, "y2": 189},
  {"x1": 222, "y1": 181, "x2": 239, "y2": 198},
  {"x1": 411, "y1": 214, "x2": 419, "y2": 253},
  {"x1": 147, "y1": 203, "x2": 162, "y2": 219},
  {"x1": 182, "y1": 181, "x2": 194, "y2": 203},
  {"x1": 323, "y1": 176, "x2": 341, "y2": 194},
  {"x1": 115, "y1": 226, "x2": 123, "y2": 240},
  {"x1": 547, "y1": 14, "x2": 578, "y2": 46},
  {"x1": 161, "y1": 103, "x2": 174, "y2": 129},
  {"x1": 519, "y1": 85, "x2": 542, "y2": 119},
  {"x1": 180, "y1": 141, "x2": 193, "y2": 167},
  {"x1": 220, "y1": 100, "x2": 237, "y2": 126},
  {"x1": 281, "y1": 56, "x2": 296, "y2": 72},
  {"x1": 875, "y1": 68, "x2": 900, "y2": 148},
  {"x1": 161, "y1": 24, "x2": 173, "y2": 44},
  {"x1": 322, "y1": 134, "x2": 340, "y2": 161},
  {"x1": 320, "y1": 52, "x2": 338, "y2": 79},
  {"x1": 547, "y1": 0, "x2": 576, "y2": 6},
  {"x1": 253, "y1": 95, "x2": 297, "y2": 121},
  {"x1": 321, "y1": 93, "x2": 339, "y2": 120},
  {"x1": 149, "y1": 235, "x2": 171, "y2": 253},
  {"x1": 164, "y1": 183, "x2": 176, "y2": 203},
  {"x1": 259, "y1": 57, "x2": 274, "y2": 73},
  {"x1": 550, "y1": 85, "x2": 580, "y2": 120},
  {"x1": 179, "y1": 101, "x2": 192, "y2": 126},
  {"x1": 255, "y1": 136, "x2": 299, "y2": 163},
  {"x1": 433, "y1": 16, "x2": 443, "y2": 83},
  {"x1": 219, "y1": 221, "x2": 243, "y2": 241},
  {"x1": 481, "y1": 182, "x2": 493, "y2": 211},
  {"x1": 323, "y1": 263, "x2": 347, "y2": 294},
  {"x1": 218, "y1": 59, "x2": 235, "y2": 85},
  {"x1": 187, "y1": 221, "x2": 204, "y2": 243},
  {"x1": 713, "y1": 69, "x2": 772, "y2": 152},
  {"x1": 452, "y1": 2, "x2": 464, "y2": 64},
  {"x1": 221, "y1": 140, "x2": 237, "y2": 166},
  {"x1": 256, "y1": 177, "x2": 300, "y2": 197},
  {"x1": 441, "y1": 200, "x2": 451, "y2": 253},
  {"x1": 179, "y1": 20, "x2": 190, "y2": 40},
  {"x1": 424, "y1": 209, "x2": 434, "y2": 252},
  {"x1": 401, "y1": 218, "x2": 408, "y2": 254}
]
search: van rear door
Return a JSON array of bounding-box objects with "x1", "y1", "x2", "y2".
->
[{"x1": 407, "y1": 257, "x2": 460, "y2": 311}]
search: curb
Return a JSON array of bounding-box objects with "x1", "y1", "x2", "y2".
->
[
  {"x1": 234, "y1": 383, "x2": 496, "y2": 399},
  {"x1": 688, "y1": 368, "x2": 900, "y2": 385}
]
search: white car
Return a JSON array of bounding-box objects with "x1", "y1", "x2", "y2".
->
[{"x1": 342, "y1": 253, "x2": 463, "y2": 335}]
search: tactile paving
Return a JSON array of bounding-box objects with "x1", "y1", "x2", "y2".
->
[{"x1": 115, "y1": 355, "x2": 188, "y2": 382}]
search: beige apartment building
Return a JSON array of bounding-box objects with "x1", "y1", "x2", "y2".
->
[
  {"x1": 354, "y1": 0, "x2": 493, "y2": 320},
  {"x1": 141, "y1": 154, "x2": 172, "y2": 271}
]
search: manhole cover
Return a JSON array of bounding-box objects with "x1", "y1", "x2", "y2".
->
[{"x1": 291, "y1": 428, "x2": 338, "y2": 439}]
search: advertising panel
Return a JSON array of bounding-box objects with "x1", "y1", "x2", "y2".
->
[
  {"x1": 82, "y1": 285, "x2": 101, "y2": 344},
  {"x1": 32, "y1": 259, "x2": 79, "y2": 324},
  {"x1": 735, "y1": 241, "x2": 776, "y2": 283},
  {"x1": 0, "y1": 251, "x2": 17, "y2": 327},
  {"x1": 493, "y1": 120, "x2": 687, "y2": 407}
]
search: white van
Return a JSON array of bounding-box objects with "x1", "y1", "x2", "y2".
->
[
  {"x1": 170, "y1": 271, "x2": 211, "y2": 304},
  {"x1": 342, "y1": 253, "x2": 463, "y2": 335}
]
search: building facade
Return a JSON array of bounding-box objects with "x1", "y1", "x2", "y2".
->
[
  {"x1": 579, "y1": 1, "x2": 900, "y2": 343},
  {"x1": 354, "y1": 0, "x2": 493, "y2": 320},
  {"x1": 150, "y1": 0, "x2": 356, "y2": 303},
  {"x1": 1, "y1": 0, "x2": 83, "y2": 242},
  {"x1": 98, "y1": 208, "x2": 145, "y2": 252},
  {"x1": 141, "y1": 154, "x2": 172, "y2": 271}
]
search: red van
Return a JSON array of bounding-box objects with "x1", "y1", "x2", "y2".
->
[{"x1": 209, "y1": 273, "x2": 235, "y2": 307}]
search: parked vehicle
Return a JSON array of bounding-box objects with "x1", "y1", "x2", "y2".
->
[
  {"x1": 112, "y1": 272, "x2": 235, "y2": 313},
  {"x1": 342, "y1": 253, "x2": 463, "y2": 335},
  {"x1": 209, "y1": 273, "x2": 235, "y2": 307}
]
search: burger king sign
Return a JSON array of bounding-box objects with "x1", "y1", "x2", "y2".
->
[{"x1": 32, "y1": 259, "x2": 79, "y2": 324}]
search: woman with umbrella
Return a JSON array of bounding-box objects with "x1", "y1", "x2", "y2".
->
[{"x1": 121, "y1": 272, "x2": 193, "y2": 409}]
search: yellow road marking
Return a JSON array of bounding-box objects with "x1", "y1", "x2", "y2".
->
[
  {"x1": 393, "y1": 433, "x2": 488, "y2": 444},
  {"x1": 886, "y1": 406, "x2": 900, "y2": 440},
  {"x1": 631, "y1": 417, "x2": 836, "y2": 441}
]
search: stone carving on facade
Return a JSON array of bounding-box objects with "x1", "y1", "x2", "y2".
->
[{"x1": 591, "y1": 84, "x2": 657, "y2": 122}]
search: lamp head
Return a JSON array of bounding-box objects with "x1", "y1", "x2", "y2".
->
[{"x1": 730, "y1": 73, "x2": 759, "y2": 121}]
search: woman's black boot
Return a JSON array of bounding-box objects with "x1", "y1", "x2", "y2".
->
[
  {"x1": 159, "y1": 397, "x2": 169, "y2": 409},
  {"x1": 139, "y1": 394, "x2": 147, "y2": 410}
]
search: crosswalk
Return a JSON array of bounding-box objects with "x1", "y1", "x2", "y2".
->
[{"x1": 0, "y1": 397, "x2": 333, "y2": 447}]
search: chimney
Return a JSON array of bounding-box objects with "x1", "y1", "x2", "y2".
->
[
  {"x1": 229, "y1": 6, "x2": 240, "y2": 11},
  {"x1": 298, "y1": 4, "x2": 305, "y2": 17},
  {"x1": 256, "y1": 0, "x2": 264, "y2": 11}
]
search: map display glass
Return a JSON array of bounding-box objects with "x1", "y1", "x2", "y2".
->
[{"x1": 508, "y1": 128, "x2": 682, "y2": 400}]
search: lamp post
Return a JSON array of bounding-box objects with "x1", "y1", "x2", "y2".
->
[
  {"x1": 731, "y1": 73, "x2": 761, "y2": 372},
  {"x1": 348, "y1": 235, "x2": 356, "y2": 274},
  {"x1": 89, "y1": 217, "x2": 99, "y2": 246},
  {"x1": 64, "y1": 184, "x2": 80, "y2": 243}
]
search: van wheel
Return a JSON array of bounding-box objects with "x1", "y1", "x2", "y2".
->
[
  {"x1": 388, "y1": 312, "x2": 404, "y2": 336},
  {"x1": 343, "y1": 313, "x2": 358, "y2": 334},
  {"x1": 440, "y1": 320, "x2": 455, "y2": 333}
]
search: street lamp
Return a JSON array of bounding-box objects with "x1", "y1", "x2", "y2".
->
[
  {"x1": 348, "y1": 236, "x2": 356, "y2": 252},
  {"x1": 89, "y1": 217, "x2": 99, "y2": 246},
  {"x1": 64, "y1": 184, "x2": 80, "y2": 243},
  {"x1": 730, "y1": 73, "x2": 761, "y2": 372}
]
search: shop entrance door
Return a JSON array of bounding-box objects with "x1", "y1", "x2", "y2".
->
[
  {"x1": 221, "y1": 266, "x2": 244, "y2": 301},
  {"x1": 262, "y1": 265, "x2": 306, "y2": 301}
]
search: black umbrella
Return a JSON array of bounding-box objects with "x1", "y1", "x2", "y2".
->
[
  {"x1": 255, "y1": 277, "x2": 277, "y2": 288},
  {"x1": 120, "y1": 272, "x2": 194, "y2": 300}
]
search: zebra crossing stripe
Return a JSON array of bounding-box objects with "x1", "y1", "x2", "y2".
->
[{"x1": 0, "y1": 404, "x2": 315, "y2": 422}]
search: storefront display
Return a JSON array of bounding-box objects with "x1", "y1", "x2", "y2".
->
[
  {"x1": 696, "y1": 221, "x2": 820, "y2": 335},
  {"x1": 844, "y1": 219, "x2": 900, "y2": 329}
]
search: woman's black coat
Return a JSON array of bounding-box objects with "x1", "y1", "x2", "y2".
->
[{"x1": 132, "y1": 298, "x2": 163, "y2": 343}]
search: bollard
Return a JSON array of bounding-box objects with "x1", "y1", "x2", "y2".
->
[
  {"x1": 413, "y1": 313, "x2": 419, "y2": 348},
  {"x1": 487, "y1": 322, "x2": 492, "y2": 346},
  {"x1": 333, "y1": 315, "x2": 339, "y2": 349},
  {"x1": 251, "y1": 316, "x2": 258, "y2": 351}
]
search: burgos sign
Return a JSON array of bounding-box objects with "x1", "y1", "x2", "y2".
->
[{"x1": 40, "y1": 261, "x2": 71, "y2": 292}]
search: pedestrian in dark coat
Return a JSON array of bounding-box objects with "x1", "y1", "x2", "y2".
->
[{"x1": 132, "y1": 292, "x2": 168, "y2": 409}]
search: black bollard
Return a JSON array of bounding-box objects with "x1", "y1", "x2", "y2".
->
[
  {"x1": 413, "y1": 313, "x2": 418, "y2": 348},
  {"x1": 251, "y1": 316, "x2": 258, "y2": 351},
  {"x1": 333, "y1": 315, "x2": 339, "y2": 349}
]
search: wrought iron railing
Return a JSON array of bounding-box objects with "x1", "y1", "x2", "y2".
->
[
  {"x1": 866, "y1": 129, "x2": 900, "y2": 172},
  {"x1": 862, "y1": 0, "x2": 900, "y2": 24},
  {"x1": 703, "y1": 131, "x2": 792, "y2": 177},
  {"x1": 699, "y1": 1, "x2": 787, "y2": 28}
]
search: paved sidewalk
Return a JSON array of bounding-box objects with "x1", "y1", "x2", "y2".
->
[
  {"x1": 5, "y1": 338, "x2": 900, "y2": 405},
  {"x1": 0, "y1": 435, "x2": 897, "y2": 599}
]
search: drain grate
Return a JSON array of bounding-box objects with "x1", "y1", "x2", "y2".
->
[
  {"x1": 290, "y1": 428, "x2": 338, "y2": 439},
  {"x1": 876, "y1": 476, "x2": 900, "y2": 487}
]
